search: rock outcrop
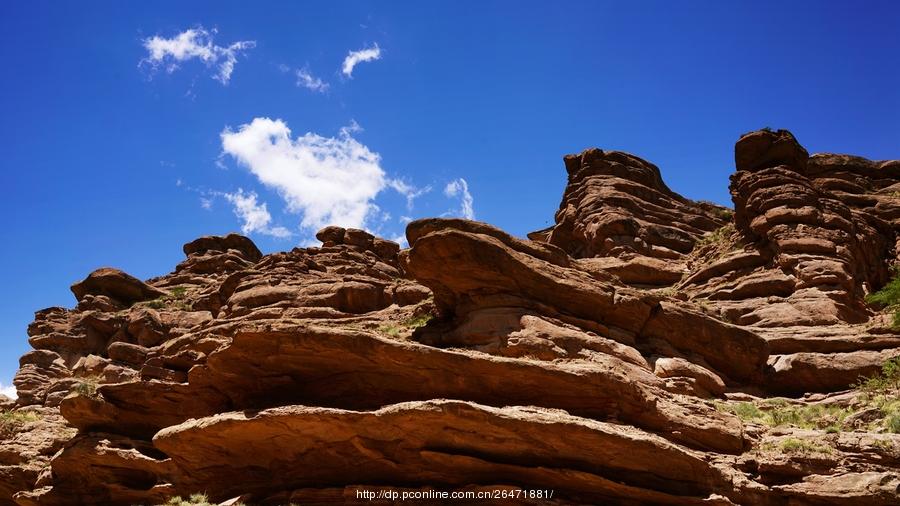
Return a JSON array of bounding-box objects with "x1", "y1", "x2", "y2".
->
[{"x1": 2, "y1": 129, "x2": 899, "y2": 505}]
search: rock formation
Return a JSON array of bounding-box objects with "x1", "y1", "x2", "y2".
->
[{"x1": 1, "y1": 129, "x2": 899, "y2": 505}]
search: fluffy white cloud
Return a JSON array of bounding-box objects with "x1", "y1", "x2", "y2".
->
[
  {"x1": 295, "y1": 67, "x2": 329, "y2": 93},
  {"x1": 342, "y1": 43, "x2": 381, "y2": 77},
  {"x1": 444, "y1": 178, "x2": 475, "y2": 219},
  {"x1": 0, "y1": 383, "x2": 17, "y2": 400},
  {"x1": 221, "y1": 118, "x2": 387, "y2": 232},
  {"x1": 223, "y1": 189, "x2": 291, "y2": 238},
  {"x1": 141, "y1": 26, "x2": 255, "y2": 84}
]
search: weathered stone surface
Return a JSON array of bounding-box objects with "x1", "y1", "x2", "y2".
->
[
  {"x1": 0, "y1": 407, "x2": 74, "y2": 506},
  {"x1": 154, "y1": 400, "x2": 744, "y2": 505},
  {"x1": 405, "y1": 219, "x2": 769, "y2": 383},
  {"x1": 532, "y1": 148, "x2": 728, "y2": 285},
  {"x1": 768, "y1": 348, "x2": 900, "y2": 394},
  {"x1": 187, "y1": 322, "x2": 745, "y2": 453}
]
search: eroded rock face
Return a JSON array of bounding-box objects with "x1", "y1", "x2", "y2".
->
[
  {"x1": 534, "y1": 148, "x2": 729, "y2": 287},
  {"x1": 4, "y1": 130, "x2": 900, "y2": 505}
]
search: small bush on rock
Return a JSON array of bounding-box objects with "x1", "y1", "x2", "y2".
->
[{"x1": 866, "y1": 269, "x2": 900, "y2": 329}]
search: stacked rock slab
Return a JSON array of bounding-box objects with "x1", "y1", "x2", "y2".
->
[
  {"x1": 532, "y1": 148, "x2": 730, "y2": 286},
  {"x1": 681, "y1": 130, "x2": 900, "y2": 394},
  {"x1": 1, "y1": 130, "x2": 899, "y2": 505}
]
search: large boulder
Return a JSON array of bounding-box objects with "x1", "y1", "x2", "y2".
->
[
  {"x1": 70, "y1": 268, "x2": 167, "y2": 305},
  {"x1": 182, "y1": 233, "x2": 262, "y2": 262},
  {"x1": 734, "y1": 128, "x2": 809, "y2": 173}
]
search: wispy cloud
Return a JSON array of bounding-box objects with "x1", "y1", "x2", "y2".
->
[
  {"x1": 295, "y1": 67, "x2": 329, "y2": 93},
  {"x1": 444, "y1": 178, "x2": 475, "y2": 219},
  {"x1": 388, "y1": 179, "x2": 432, "y2": 211},
  {"x1": 220, "y1": 117, "x2": 387, "y2": 232},
  {"x1": 0, "y1": 382, "x2": 17, "y2": 400},
  {"x1": 342, "y1": 43, "x2": 381, "y2": 77},
  {"x1": 223, "y1": 189, "x2": 292, "y2": 238},
  {"x1": 140, "y1": 26, "x2": 255, "y2": 84}
]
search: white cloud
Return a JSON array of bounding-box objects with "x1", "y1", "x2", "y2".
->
[
  {"x1": 223, "y1": 189, "x2": 292, "y2": 238},
  {"x1": 342, "y1": 43, "x2": 381, "y2": 77},
  {"x1": 444, "y1": 178, "x2": 475, "y2": 219},
  {"x1": 295, "y1": 67, "x2": 329, "y2": 93},
  {"x1": 391, "y1": 234, "x2": 409, "y2": 248},
  {"x1": 141, "y1": 26, "x2": 255, "y2": 84},
  {"x1": 1, "y1": 383, "x2": 17, "y2": 400},
  {"x1": 221, "y1": 117, "x2": 387, "y2": 232},
  {"x1": 388, "y1": 179, "x2": 432, "y2": 211}
]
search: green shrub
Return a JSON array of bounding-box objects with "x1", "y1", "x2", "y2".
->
[
  {"x1": 144, "y1": 292, "x2": 192, "y2": 311},
  {"x1": 403, "y1": 314, "x2": 432, "y2": 329},
  {"x1": 146, "y1": 298, "x2": 166, "y2": 310},
  {"x1": 887, "y1": 414, "x2": 900, "y2": 433},
  {"x1": 866, "y1": 269, "x2": 900, "y2": 329},
  {"x1": 74, "y1": 375, "x2": 101, "y2": 398},
  {"x1": 855, "y1": 357, "x2": 900, "y2": 396}
]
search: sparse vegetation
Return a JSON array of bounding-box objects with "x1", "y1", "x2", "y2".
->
[
  {"x1": 73, "y1": 375, "x2": 101, "y2": 398},
  {"x1": 696, "y1": 224, "x2": 735, "y2": 248},
  {"x1": 378, "y1": 324, "x2": 402, "y2": 337},
  {"x1": 0, "y1": 409, "x2": 41, "y2": 437},
  {"x1": 866, "y1": 268, "x2": 900, "y2": 329},
  {"x1": 655, "y1": 286, "x2": 678, "y2": 298},
  {"x1": 716, "y1": 399, "x2": 852, "y2": 431},
  {"x1": 161, "y1": 494, "x2": 231, "y2": 506},
  {"x1": 404, "y1": 314, "x2": 432, "y2": 329},
  {"x1": 717, "y1": 208, "x2": 734, "y2": 221},
  {"x1": 887, "y1": 413, "x2": 900, "y2": 433},
  {"x1": 778, "y1": 437, "x2": 831, "y2": 454},
  {"x1": 144, "y1": 285, "x2": 192, "y2": 311},
  {"x1": 853, "y1": 359, "x2": 900, "y2": 433},
  {"x1": 856, "y1": 357, "x2": 900, "y2": 396},
  {"x1": 717, "y1": 358, "x2": 900, "y2": 436},
  {"x1": 378, "y1": 313, "x2": 433, "y2": 337},
  {"x1": 873, "y1": 438, "x2": 896, "y2": 451}
]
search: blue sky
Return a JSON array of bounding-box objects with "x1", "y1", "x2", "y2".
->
[{"x1": 2, "y1": 1, "x2": 899, "y2": 393}]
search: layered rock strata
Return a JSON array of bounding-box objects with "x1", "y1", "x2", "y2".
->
[{"x1": 1, "y1": 130, "x2": 899, "y2": 505}]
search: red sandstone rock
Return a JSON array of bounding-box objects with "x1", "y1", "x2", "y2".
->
[{"x1": 5, "y1": 132, "x2": 900, "y2": 505}]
